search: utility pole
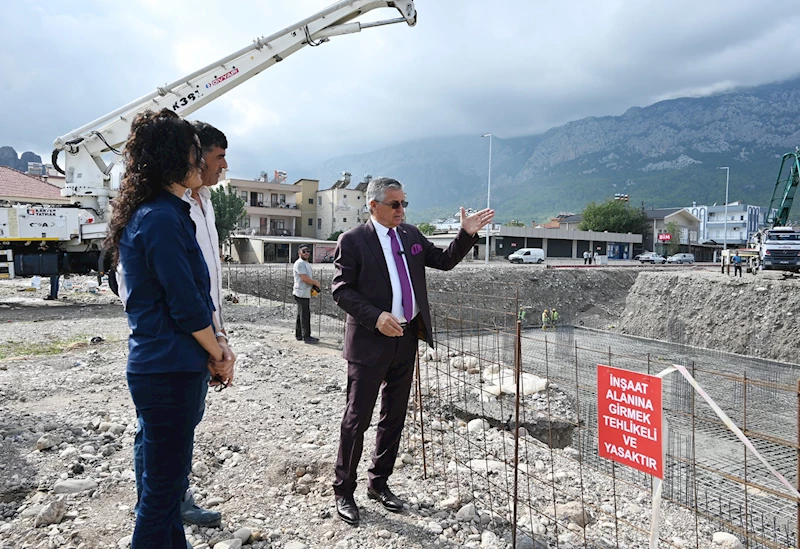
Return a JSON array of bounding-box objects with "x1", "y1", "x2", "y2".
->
[
  {"x1": 482, "y1": 133, "x2": 493, "y2": 265},
  {"x1": 718, "y1": 167, "x2": 730, "y2": 250}
]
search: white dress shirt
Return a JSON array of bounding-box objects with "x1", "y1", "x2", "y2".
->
[
  {"x1": 118, "y1": 187, "x2": 224, "y2": 332},
  {"x1": 371, "y1": 218, "x2": 419, "y2": 323}
]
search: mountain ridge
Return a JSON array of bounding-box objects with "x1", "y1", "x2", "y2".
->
[{"x1": 312, "y1": 77, "x2": 800, "y2": 223}]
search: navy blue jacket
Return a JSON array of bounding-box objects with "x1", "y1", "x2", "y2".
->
[{"x1": 119, "y1": 191, "x2": 214, "y2": 374}]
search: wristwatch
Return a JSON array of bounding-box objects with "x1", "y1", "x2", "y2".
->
[{"x1": 214, "y1": 331, "x2": 229, "y2": 342}]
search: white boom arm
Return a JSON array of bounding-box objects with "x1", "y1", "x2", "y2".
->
[{"x1": 52, "y1": 0, "x2": 416, "y2": 218}]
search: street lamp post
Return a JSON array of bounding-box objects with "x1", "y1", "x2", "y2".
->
[
  {"x1": 482, "y1": 133, "x2": 493, "y2": 265},
  {"x1": 718, "y1": 167, "x2": 730, "y2": 251}
]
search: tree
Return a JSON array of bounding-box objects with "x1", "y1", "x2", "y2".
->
[
  {"x1": 417, "y1": 222, "x2": 435, "y2": 235},
  {"x1": 328, "y1": 230, "x2": 344, "y2": 241},
  {"x1": 578, "y1": 199, "x2": 649, "y2": 235},
  {"x1": 665, "y1": 221, "x2": 681, "y2": 255},
  {"x1": 210, "y1": 185, "x2": 246, "y2": 247},
  {"x1": 504, "y1": 220, "x2": 525, "y2": 227}
]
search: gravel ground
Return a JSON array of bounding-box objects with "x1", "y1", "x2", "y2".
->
[{"x1": 0, "y1": 274, "x2": 747, "y2": 549}]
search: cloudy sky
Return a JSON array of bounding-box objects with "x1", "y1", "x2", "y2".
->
[{"x1": 2, "y1": 0, "x2": 799, "y2": 180}]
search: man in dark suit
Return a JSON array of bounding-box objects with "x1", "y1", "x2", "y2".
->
[{"x1": 331, "y1": 177, "x2": 494, "y2": 525}]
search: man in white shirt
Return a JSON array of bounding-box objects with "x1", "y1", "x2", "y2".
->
[
  {"x1": 120, "y1": 121, "x2": 236, "y2": 528},
  {"x1": 293, "y1": 244, "x2": 321, "y2": 343}
]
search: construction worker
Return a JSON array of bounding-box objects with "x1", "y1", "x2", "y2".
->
[
  {"x1": 550, "y1": 308, "x2": 559, "y2": 330},
  {"x1": 542, "y1": 309, "x2": 550, "y2": 331},
  {"x1": 732, "y1": 251, "x2": 742, "y2": 277},
  {"x1": 518, "y1": 306, "x2": 527, "y2": 322}
]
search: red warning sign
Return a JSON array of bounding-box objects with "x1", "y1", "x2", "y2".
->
[{"x1": 597, "y1": 365, "x2": 663, "y2": 478}]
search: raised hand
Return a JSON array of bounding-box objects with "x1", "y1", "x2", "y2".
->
[{"x1": 460, "y1": 207, "x2": 495, "y2": 236}]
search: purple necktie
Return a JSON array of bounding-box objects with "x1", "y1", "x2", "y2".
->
[{"x1": 388, "y1": 228, "x2": 413, "y2": 322}]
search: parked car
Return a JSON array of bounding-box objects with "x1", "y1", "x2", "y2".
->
[
  {"x1": 507, "y1": 248, "x2": 545, "y2": 264},
  {"x1": 667, "y1": 253, "x2": 695, "y2": 264},
  {"x1": 633, "y1": 251, "x2": 653, "y2": 261},
  {"x1": 639, "y1": 252, "x2": 666, "y2": 264}
]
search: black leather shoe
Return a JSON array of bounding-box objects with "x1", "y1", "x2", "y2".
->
[
  {"x1": 335, "y1": 495, "x2": 359, "y2": 525},
  {"x1": 367, "y1": 485, "x2": 404, "y2": 512}
]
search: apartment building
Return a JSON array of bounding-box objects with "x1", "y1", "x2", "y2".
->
[
  {"x1": 223, "y1": 171, "x2": 302, "y2": 237},
  {"x1": 314, "y1": 173, "x2": 370, "y2": 240},
  {"x1": 688, "y1": 201, "x2": 762, "y2": 247}
]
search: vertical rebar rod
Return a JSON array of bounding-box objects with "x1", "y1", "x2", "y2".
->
[
  {"x1": 743, "y1": 371, "x2": 749, "y2": 549},
  {"x1": 414, "y1": 353, "x2": 427, "y2": 479},
  {"x1": 692, "y1": 361, "x2": 699, "y2": 549},
  {"x1": 796, "y1": 377, "x2": 800, "y2": 543},
  {"x1": 512, "y1": 319, "x2": 521, "y2": 549}
]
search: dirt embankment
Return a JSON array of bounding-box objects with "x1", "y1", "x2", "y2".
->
[
  {"x1": 617, "y1": 269, "x2": 800, "y2": 364},
  {"x1": 231, "y1": 263, "x2": 800, "y2": 363}
]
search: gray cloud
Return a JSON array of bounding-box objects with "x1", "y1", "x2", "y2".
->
[{"x1": 1, "y1": 0, "x2": 799, "y2": 181}]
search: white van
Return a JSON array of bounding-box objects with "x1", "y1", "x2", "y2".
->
[{"x1": 507, "y1": 248, "x2": 545, "y2": 264}]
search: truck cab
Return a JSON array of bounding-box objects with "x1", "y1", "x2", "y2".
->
[{"x1": 757, "y1": 227, "x2": 800, "y2": 272}]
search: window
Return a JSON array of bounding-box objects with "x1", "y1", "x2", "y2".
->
[
  {"x1": 343, "y1": 194, "x2": 347, "y2": 199},
  {"x1": 308, "y1": 218, "x2": 313, "y2": 226},
  {"x1": 308, "y1": 198, "x2": 314, "y2": 205},
  {"x1": 317, "y1": 218, "x2": 322, "y2": 229},
  {"x1": 240, "y1": 191, "x2": 247, "y2": 201},
  {"x1": 317, "y1": 196, "x2": 322, "y2": 206},
  {"x1": 239, "y1": 215, "x2": 250, "y2": 228},
  {"x1": 343, "y1": 218, "x2": 347, "y2": 223},
  {"x1": 258, "y1": 193, "x2": 264, "y2": 203}
]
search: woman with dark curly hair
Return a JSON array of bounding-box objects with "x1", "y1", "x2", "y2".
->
[{"x1": 105, "y1": 108, "x2": 231, "y2": 549}]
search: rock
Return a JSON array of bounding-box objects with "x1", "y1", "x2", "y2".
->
[
  {"x1": 467, "y1": 419, "x2": 490, "y2": 433},
  {"x1": 213, "y1": 540, "x2": 242, "y2": 549},
  {"x1": 480, "y1": 530, "x2": 498, "y2": 547},
  {"x1": 205, "y1": 497, "x2": 225, "y2": 507},
  {"x1": 192, "y1": 462, "x2": 210, "y2": 477},
  {"x1": 118, "y1": 534, "x2": 133, "y2": 548},
  {"x1": 712, "y1": 532, "x2": 743, "y2": 548},
  {"x1": 456, "y1": 503, "x2": 477, "y2": 522},
  {"x1": 36, "y1": 433, "x2": 61, "y2": 451},
  {"x1": 556, "y1": 501, "x2": 593, "y2": 528},
  {"x1": 376, "y1": 529, "x2": 392, "y2": 539},
  {"x1": 53, "y1": 478, "x2": 98, "y2": 494},
  {"x1": 34, "y1": 498, "x2": 66, "y2": 527},
  {"x1": 232, "y1": 528, "x2": 252, "y2": 543},
  {"x1": 427, "y1": 521, "x2": 444, "y2": 534},
  {"x1": 284, "y1": 542, "x2": 307, "y2": 549}
]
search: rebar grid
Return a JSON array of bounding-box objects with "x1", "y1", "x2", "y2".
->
[
  {"x1": 411, "y1": 287, "x2": 800, "y2": 549},
  {"x1": 225, "y1": 266, "x2": 800, "y2": 548}
]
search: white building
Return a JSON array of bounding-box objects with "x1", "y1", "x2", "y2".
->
[
  {"x1": 688, "y1": 201, "x2": 762, "y2": 247},
  {"x1": 314, "y1": 172, "x2": 370, "y2": 240}
]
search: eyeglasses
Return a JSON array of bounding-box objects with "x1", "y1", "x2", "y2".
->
[{"x1": 379, "y1": 200, "x2": 408, "y2": 210}]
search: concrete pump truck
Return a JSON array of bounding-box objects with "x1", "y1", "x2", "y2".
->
[
  {"x1": 750, "y1": 148, "x2": 800, "y2": 274},
  {"x1": 0, "y1": 0, "x2": 416, "y2": 279}
]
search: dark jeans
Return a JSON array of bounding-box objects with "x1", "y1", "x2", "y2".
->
[
  {"x1": 128, "y1": 371, "x2": 206, "y2": 549},
  {"x1": 134, "y1": 371, "x2": 210, "y2": 508},
  {"x1": 734, "y1": 265, "x2": 742, "y2": 277},
  {"x1": 294, "y1": 296, "x2": 311, "y2": 339},
  {"x1": 49, "y1": 275, "x2": 59, "y2": 298}
]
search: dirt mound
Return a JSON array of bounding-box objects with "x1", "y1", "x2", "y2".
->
[{"x1": 618, "y1": 270, "x2": 800, "y2": 364}]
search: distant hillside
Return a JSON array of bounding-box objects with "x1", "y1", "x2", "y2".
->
[
  {"x1": 0, "y1": 147, "x2": 42, "y2": 173},
  {"x1": 313, "y1": 78, "x2": 800, "y2": 223}
]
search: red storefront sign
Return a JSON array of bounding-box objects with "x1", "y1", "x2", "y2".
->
[
  {"x1": 597, "y1": 365, "x2": 663, "y2": 478},
  {"x1": 657, "y1": 233, "x2": 672, "y2": 242}
]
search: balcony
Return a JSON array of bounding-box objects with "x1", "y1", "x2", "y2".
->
[
  {"x1": 245, "y1": 202, "x2": 301, "y2": 217},
  {"x1": 234, "y1": 228, "x2": 296, "y2": 237}
]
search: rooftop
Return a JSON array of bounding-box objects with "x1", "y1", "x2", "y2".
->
[{"x1": 0, "y1": 166, "x2": 65, "y2": 202}]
